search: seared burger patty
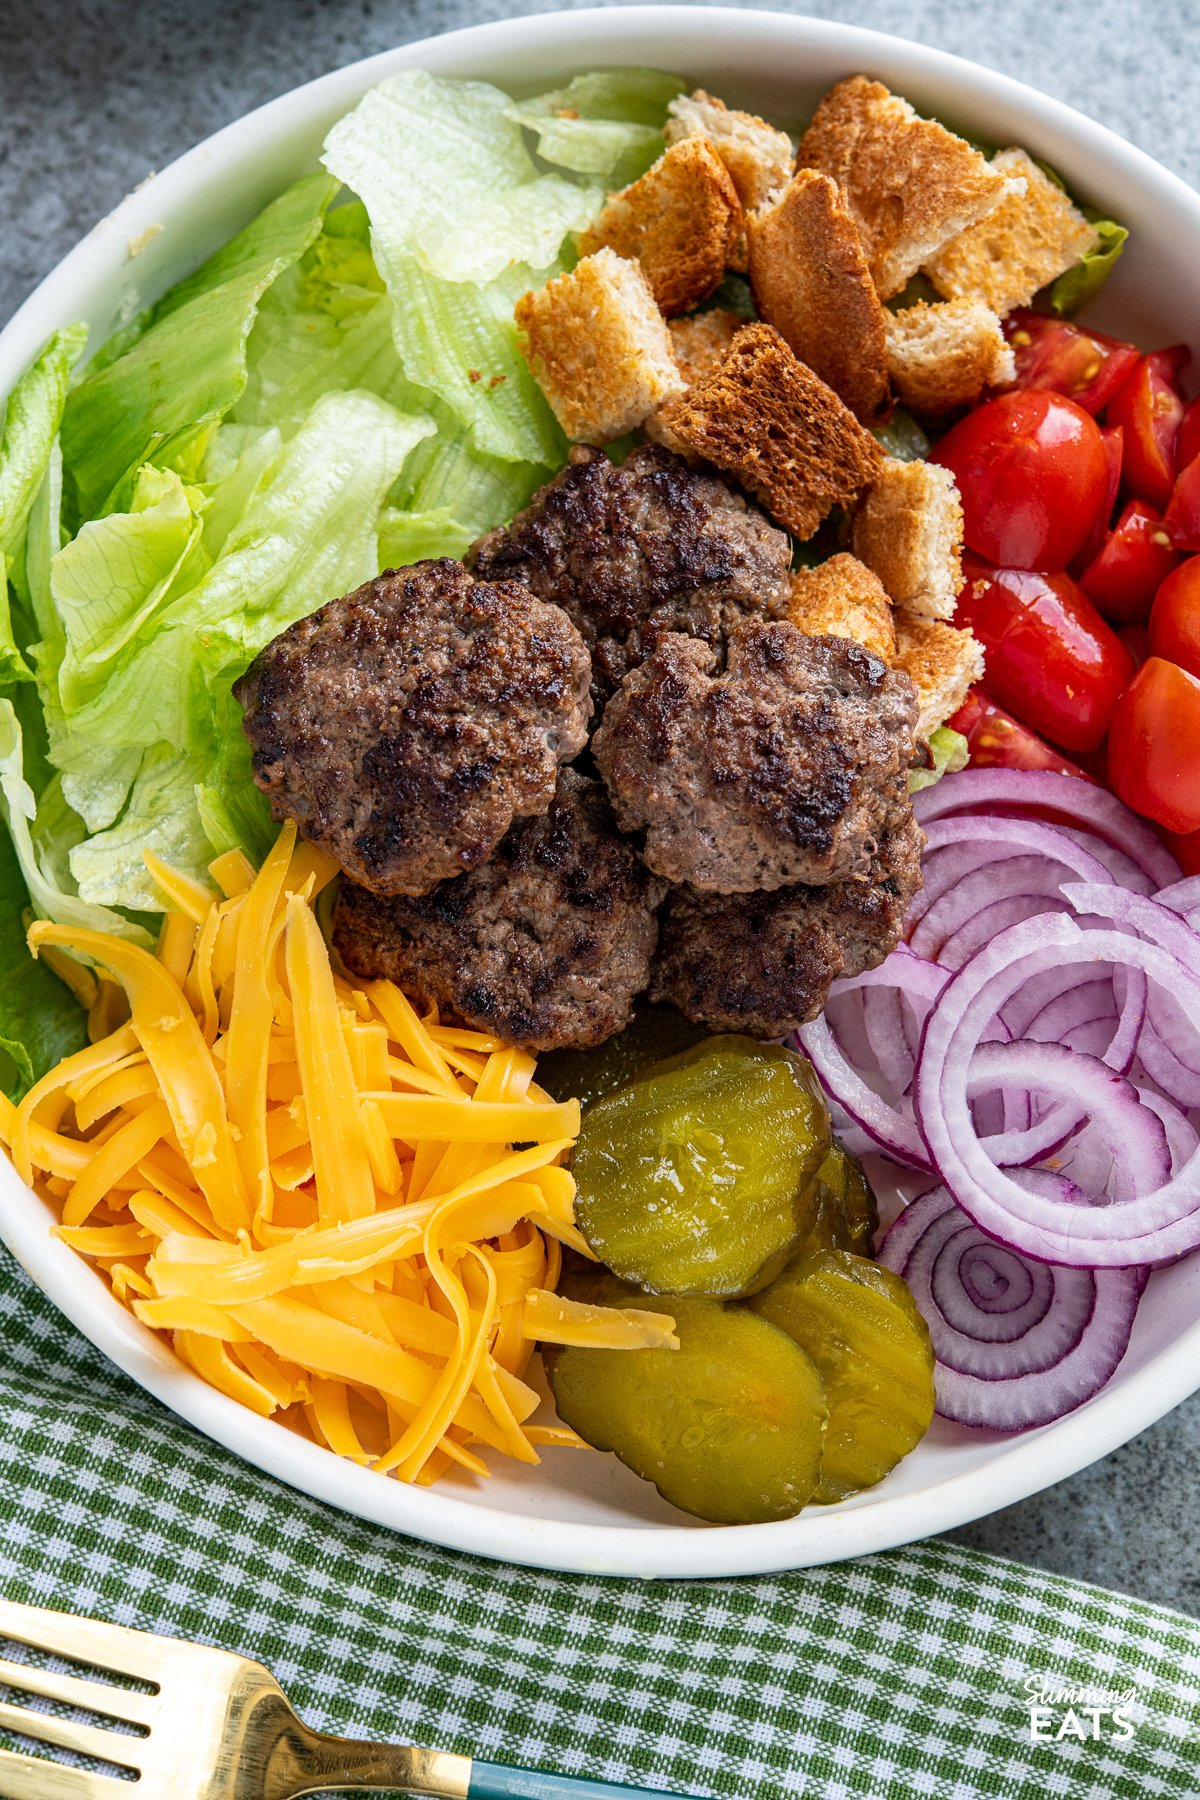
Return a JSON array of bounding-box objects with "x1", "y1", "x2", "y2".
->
[
  {"x1": 593, "y1": 622, "x2": 918, "y2": 893},
  {"x1": 469, "y1": 444, "x2": 792, "y2": 705},
  {"x1": 651, "y1": 811, "x2": 925, "y2": 1038},
  {"x1": 332, "y1": 770, "x2": 665, "y2": 1053},
  {"x1": 235, "y1": 559, "x2": 591, "y2": 897}
]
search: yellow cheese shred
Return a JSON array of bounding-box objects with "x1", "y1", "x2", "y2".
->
[{"x1": 0, "y1": 824, "x2": 668, "y2": 1489}]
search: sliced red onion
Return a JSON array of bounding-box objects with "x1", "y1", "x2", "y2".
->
[
  {"x1": 908, "y1": 854, "x2": 1080, "y2": 959},
  {"x1": 913, "y1": 912, "x2": 1200, "y2": 1265},
  {"x1": 913, "y1": 768, "x2": 1180, "y2": 890},
  {"x1": 1151, "y1": 875, "x2": 1200, "y2": 924},
  {"x1": 880, "y1": 1186, "x2": 1144, "y2": 1430}
]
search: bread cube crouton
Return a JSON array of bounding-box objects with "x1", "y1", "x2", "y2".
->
[
  {"x1": 577, "y1": 139, "x2": 742, "y2": 316},
  {"x1": 885, "y1": 297, "x2": 1015, "y2": 415},
  {"x1": 747, "y1": 171, "x2": 890, "y2": 424},
  {"x1": 925, "y1": 148, "x2": 1100, "y2": 315},
  {"x1": 667, "y1": 323, "x2": 884, "y2": 539},
  {"x1": 796, "y1": 76, "x2": 1020, "y2": 299},
  {"x1": 645, "y1": 309, "x2": 744, "y2": 449},
  {"x1": 665, "y1": 89, "x2": 795, "y2": 212},
  {"x1": 852, "y1": 458, "x2": 964, "y2": 620},
  {"x1": 893, "y1": 612, "x2": 984, "y2": 739},
  {"x1": 788, "y1": 554, "x2": 896, "y2": 662},
  {"x1": 515, "y1": 249, "x2": 684, "y2": 445}
]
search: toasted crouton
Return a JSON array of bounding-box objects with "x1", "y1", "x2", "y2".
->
[
  {"x1": 577, "y1": 139, "x2": 742, "y2": 316},
  {"x1": 885, "y1": 298, "x2": 1015, "y2": 414},
  {"x1": 645, "y1": 309, "x2": 744, "y2": 448},
  {"x1": 893, "y1": 612, "x2": 984, "y2": 739},
  {"x1": 925, "y1": 148, "x2": 1100, "y2": 315},
  {"x1": 665, "y1": 89, "x2": 795, "y2": 211},
  {"x1": 796, "y1": 76, "x2": 1020, "y2": 298},
  {"x1": 852, "y1": 458, "x2": 964, "y2": 620},
  {"x1": 668, "y1": 323, "x2": 884, "y2": 539},
  {"x1": 747, "y1": 171, "x2": 890, "y2": 424},
  {"x1": 515, "y1": 249, "x2": 683, "y2": 445},
  {"x1": 788, "y1": 555, "x2": 896, "y2": 662}
]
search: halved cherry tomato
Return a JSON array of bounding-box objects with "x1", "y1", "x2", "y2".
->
[
  {"x1": 1003, "y1": 309, "x2": 1140, "y2": 416},
  {"x1": 931, "y1": 391, "x2": 1109, "y2": 570},
  {"x1": 954, "y1": 555, "x2": 1135, "y2": 752},
  {"x1": 1078, "y1": 498, "x2": 1181, "y2": 622},
  {"x1": 1105, "y1": 346, "x2": 1189, "y2": 508},
  {"x1": 1178, "y1": 397, "x2": 1200, "y2": 476},
  {"x1": 1073, "y1": 425, "x2": 1124, "y2": 572},
  {"x1": 1148, "y1": 559, "x2": 1200, "y2": 677},
  {"x1": 1164, "y1": 455, "x2": 1200, "y2": 552},
  {"x1": 1108, "y1": 657, "x2": 1200, "y2": 832},
  {"x1": 948, "y1": 689, "x2": 1093, "y2": 779}
]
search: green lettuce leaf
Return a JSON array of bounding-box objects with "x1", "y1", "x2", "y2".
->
[
  {"x1": 0, "y1": 324, "x2": 89, "y2": 684},
  {"x1": 874, "y1": 408, "x2": 931, "y2": 463},
  {"x1": 322, "y1": 72, "x2": 571, "y2": 466},
  {"x1": 506, "y1": 69, "x2": 685, "y2": 184},
  {"x1": 61, "y1": 172, "x2": 338, "y2": 514},
  {"x1": 68, "y1": 742, "x2": 217, "y2": 910},
  {"x1": 1048, "y1": 217, "x2": 1129, "y2": 316},
  {"x1": 0, "y1": 697, "x2": 149, "y2": 941},
  {"x1": 421, "y1": 174, "x2": 601, "y2": 283},
  {"x1": 377, "y1": 505, "x2": 475, "y2": 568},
  {"x1": 0, "y1": 823, "x2": 87, "y2": 1099},
  {"x1": 909, "y1": 725, "x2": 970, "y2": 793}
]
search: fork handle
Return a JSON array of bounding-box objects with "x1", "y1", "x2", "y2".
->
[{"x1": 471, "y1": 1760, "x2": 711, "y2": 1800}]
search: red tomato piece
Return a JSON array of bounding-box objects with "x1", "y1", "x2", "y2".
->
[
  {"x1": 1164, "y1": 455, "x2": 1200, "y2": 553},
  {"x1": 1118, "y1": 623, "x2": 1152, "y2": 669},
  {"x1": 1105, "y1": 346, "x2": 1189, "y2": 508},
  {"x1": 1108, "y1": 657, "x2": 1200, "y2": 833},
  {"x1": 948, "y1": 689, "x2": 1094, "y2": 779},
  {"x1": 930, "y1": 390, "x2": 1109, "y2": 571},
  {"x1": 1148, "y1": 559, "x2": 1200, "y2": 678},
  {"x1": 1178, "y1": 397, "x2": 1200, "y2": 476},
  {"x1": 1078, "y1": 497, "x2": 1181, "y2": 623},
  {"x1": 1003, "y1": 309, "x2": 1140, "y2": 415},
  {"x1": 1158, "y1": 824, "x2": 1200, "y2": 876},
  {"x1": 954, "y1": 555, "x2": 1135, "y2": 752},
  {"x1": 1072, "y1": 425, "x2": 1124, "y2": 572}
]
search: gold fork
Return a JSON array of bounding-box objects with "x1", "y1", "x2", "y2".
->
[{"x1": 0, "y1": 1597, "x2": 706, "y2": 1799}]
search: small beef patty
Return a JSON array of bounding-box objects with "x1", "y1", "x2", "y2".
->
[
  {"x1": 234, "y1": 559, "x2": 591, "y2": 896},
  {"x1": 651, "y1": 811, "x2": 925, "y2": 1038},
  {"x1": 469, "y1": 444, "x2": 791, "y2": 704},
  {"x1": 332, "y1": 770, "x2": 665, "y2": 1052},
  {"x1": 593, "y1": 622, "x2": 918, "y2": 893}
]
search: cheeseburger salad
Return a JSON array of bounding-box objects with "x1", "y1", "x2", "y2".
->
[{"x1": 0, "y1": 65, "x2": 1198, "y2": 1524}]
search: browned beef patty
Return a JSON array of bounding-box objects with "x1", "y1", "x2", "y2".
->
[
  {"x1": 468, "y1": 444, "x2": 791, "y2": 704},
  {"x1": 593, "y1": 622, "x2": 918, "y2": 893},
  {"x1": 650, "y1": 811, "x2": 925, "y2": 1038},
  {"x1": 234, "y1": 559, "x2": 591, "y2": 897},
  {"x1": 332, "y1": 770, "x2": 665, "y2": 1052}
]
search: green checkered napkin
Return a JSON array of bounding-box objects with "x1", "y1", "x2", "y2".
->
[{"x1": 0, "y1": 1245, "x2": 1197, "y2": 1800}]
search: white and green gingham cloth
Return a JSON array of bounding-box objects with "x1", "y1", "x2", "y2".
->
[{"x1": 0, "y1": 1243, "x2": 1197, "y2": 1800}]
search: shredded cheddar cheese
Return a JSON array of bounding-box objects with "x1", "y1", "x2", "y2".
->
[{"x1": 0, "y1": 822, "x2": 661, "y2": 1486}]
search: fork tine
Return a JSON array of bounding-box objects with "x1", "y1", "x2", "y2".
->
[
  {"x1": 0, "y1": 1745, "x2": 129, "y2": 1798},
  {"x1": 0, "y1": 1654, "x2": 158, "y2": 1727},
  {"x1": 0, "y1": 1697, "x2": 143, "y2": 1771},
  {"x1": 0, "y1": 1598, "x2": 169, "y2": 1684}
]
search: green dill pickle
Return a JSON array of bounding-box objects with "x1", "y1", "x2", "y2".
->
[
  {"x1": 548, "y1": 1293, "x2": 828, "y2": 1524},
  {"x1": 572, "y1": 1037, "x2": 831, "y2": 1296},
  {"x1": 797, "y1": 1144, "x2": 879, "y2": 1260},
  {"x1": 750, "y1": 1249, "x2": 935, "y2": 1504},
  {"x1": 536, "y1": 1005, "x2": 707, "y2": 1110}
]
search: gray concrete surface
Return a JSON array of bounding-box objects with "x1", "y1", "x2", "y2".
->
[{"x1": 2, "y1": 0, "x2": 1199, "y2": 1615}]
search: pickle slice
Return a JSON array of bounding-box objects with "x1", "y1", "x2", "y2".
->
[
  {"x1": 548, "y1": 1292, "x2": 828, "y2": 1524},
  {"x1": 537, "y1": 1005, "x2": 707, "y2": 1109},
  {"x1": 750, "y1": 1249, "x2": 934, "y2": 1503},
  {"x1": 572, "y1": 1037, "x2": 831, "y2": 1296},
  {"x1": 798, "y1": 1145, "x2": 879, "y2": 1260}
]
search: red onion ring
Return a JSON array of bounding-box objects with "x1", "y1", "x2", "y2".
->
[{"x1": 879, "y1": 1187, "x2": 1143, "y2": 1431}]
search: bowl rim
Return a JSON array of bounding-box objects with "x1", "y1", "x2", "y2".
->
[{"x1": 3, "y1": 3, "x2": 1200, "y2": 1580}]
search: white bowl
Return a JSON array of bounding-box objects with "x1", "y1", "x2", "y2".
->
[{"x1": 4, "y1": 6, "x2": 1200, "y2": 1580}]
